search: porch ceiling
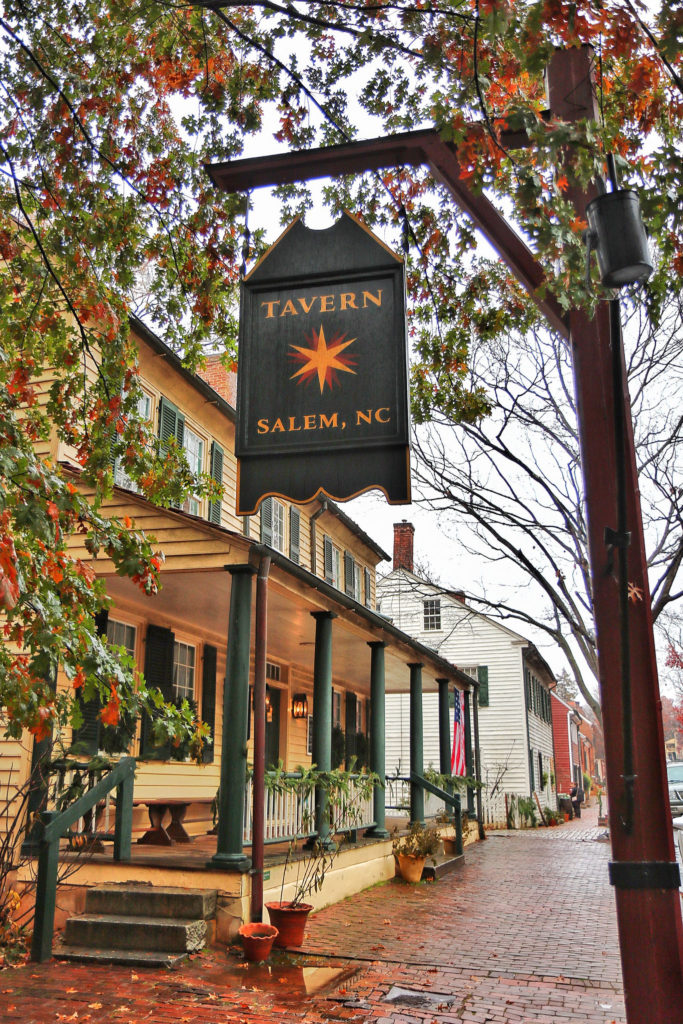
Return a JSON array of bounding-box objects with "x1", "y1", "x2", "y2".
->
[{"x1": 104, "y1": 564, "x2": 457, "y2": 696}]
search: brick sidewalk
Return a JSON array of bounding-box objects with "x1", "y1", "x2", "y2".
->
[{"x1": 0, "y1": 806, "x2": 625, "y2": 1023}]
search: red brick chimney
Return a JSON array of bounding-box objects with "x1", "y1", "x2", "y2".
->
[
  {"x1": 393, "y1": 521, "x2": 414, "y2": 572},
  {"x1": 197, "y1": 355, "x2": 237, "y2": 406}
]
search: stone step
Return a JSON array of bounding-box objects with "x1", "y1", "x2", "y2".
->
[
  {"x1": 55, "y1": 944, "x2": 189, "y2": 968},
  {"x1": 64, "y1": 913, "x2": 207, "y2": 953},
  {"x1": 422, "y1": 853, "x2": 465, "y2": 880},
  {"x1": 85, "y1": 884, "x2": 217, "y2": 921}
]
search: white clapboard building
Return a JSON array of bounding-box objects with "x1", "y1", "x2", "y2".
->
[{"x1": 377, "y1": 522, "x2": 558, "y2": 826}]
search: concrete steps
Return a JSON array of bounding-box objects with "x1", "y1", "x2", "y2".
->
[{"x1": 55, "y1": 884, "x2": 217, "y2": 968}]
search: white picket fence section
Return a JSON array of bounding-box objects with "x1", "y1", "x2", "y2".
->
[{"x1": 242, "y1": 775, "x2": 375, "y2": 845}]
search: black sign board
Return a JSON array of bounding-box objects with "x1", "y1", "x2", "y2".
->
[{"x1": 236, "y1": 212, "x2": 411, "y2": 514}]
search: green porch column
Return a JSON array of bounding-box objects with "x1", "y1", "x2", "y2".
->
[
  {"x1": 310, "y1": 611, "x2": 335, "y2": 847},
  {"x1": 437, "y1": 678, "x2": 451, "y2": 777},
  {"x1": 366, "y1": 641, "x2": 389, "y2": 838},
  {"x1": 409, "y1": 662, "x2": 425, "y2": 826},
  {"x1": 210, "y1": 564, "x2": 255, "y2": 872},
  {"x1": 464, "y1": 690, "x2": 475, "y2": 815}
]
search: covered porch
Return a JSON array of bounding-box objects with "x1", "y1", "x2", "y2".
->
[{"x1": 23, "y1": 519, "x2": 475, "y2": 955}]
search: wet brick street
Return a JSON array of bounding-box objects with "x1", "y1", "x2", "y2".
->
[{"x1": 0, "y1": 805, "x2": 627, "y2": 1023}]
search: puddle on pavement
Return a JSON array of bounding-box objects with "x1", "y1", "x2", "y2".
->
[
  {"x1": 198, "y1": 954, "x2": 361, "y2": 1001},
  {"x1": 383, "y1": 985, "x2": 456, "y2": 1009}
]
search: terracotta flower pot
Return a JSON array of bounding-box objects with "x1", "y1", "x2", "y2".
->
[
  {"x1": 265, "y1": 901, "x2": 313, "y2": 948},
  {"x1": 396, "y1": 853, "x2": 426, "y2": 883},
  {"x1": 238, "y1": 922, "x2": 279, "y2": 962}
]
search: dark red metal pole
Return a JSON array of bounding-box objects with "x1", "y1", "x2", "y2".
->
[
  {"x1": 547, "y1": 46, "x2": 683, "y2": 1022},
  {"x1": 250, "y1": 553, "x2": 271, "y2": 923}
]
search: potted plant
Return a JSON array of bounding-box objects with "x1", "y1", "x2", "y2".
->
[
  {"x1": 265, "y1": 764, "x2": 378, "y2": 947},
  {"x1": 392, "y1": 822, "x2": 441, "y2": 883}
]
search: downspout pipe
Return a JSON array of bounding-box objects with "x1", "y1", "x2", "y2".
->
[{"x1": 250, "y1": 553, "x2": 271, "y2": 922}]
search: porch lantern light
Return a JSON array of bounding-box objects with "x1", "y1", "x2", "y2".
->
[
  {"x1": 291, "y1": 693, "x2": 308, "y2": 719},
  {"x1": 585, "y1": 189, "x2": 652, "y2": 288}
]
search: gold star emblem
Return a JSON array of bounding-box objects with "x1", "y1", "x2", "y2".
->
[{"x1": 289, "y1": 324, "x2": 357, "y2": 393}]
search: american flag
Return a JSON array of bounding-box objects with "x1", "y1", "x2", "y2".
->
[{"x1": 451, "y1": 690, "x2": 466, "y2": 776}]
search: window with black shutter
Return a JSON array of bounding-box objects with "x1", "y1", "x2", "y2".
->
[
  {"x1": 260, "y1": 496, "x2": 273, "y2": 545},
  {"x1": 140, "y1": 624, "x2": 175, "y2": 759},
  {"x1": 344, "y1": 551, "x2": 355, "y2": 597},
  {"x1": 324, "y1": 536, "x2": 334, "y2": 585},
  {"x1": 289, "y1": 506, "x2": 301, "y2": 563},
  {"x1": 201, "y1": 644, "x2": 217, "y2": 763},
  {"x1": 72, "y1": 609, "x2": 108, "y2": 755}
]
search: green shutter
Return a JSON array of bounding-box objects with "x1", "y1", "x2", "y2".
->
[
  {"x1": 140, "y1": 624, "x2": 175, "y2": 759},
  {"x1": 289, "y1": 506, "x2": 301, "y2": 563},
  {"x1": 344, "y1": 551, "x2": 355, "y2": 597},
  {"x1": 477, "y1": 665, "x2": 489, "y2": 707},
  {"x1": 260, "y1": 497, "x2": 273, "y2": 545},
  {"x1": 208, "y1": 442, "x2": 224, "y2": 525},
  {"x1": 201, "y1": 644, "x2": 217, "y2": 764},
  {"x1": 324, "y1": 536, "x2": 334, "y2": 584},
  {"x1": 158, "y1": 396, "x2": 184, "y2": 450}
]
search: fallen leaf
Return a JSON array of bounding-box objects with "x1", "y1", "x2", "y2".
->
[
  {"x1": 87, "y1": 1004, "x2": 102, "y2": 1010},
  {"x1": 1, "y1": 989, "x2": 14, "y2": 994},
  {"x1": 65, "y1": 987, "x2": 77, "y2": 994},
  {"x1": 382, "y1": 919, "x2": 391, "y2": 924},
  {"x1": 131, "y1": 973, "x2": 138, "y2": 981}
]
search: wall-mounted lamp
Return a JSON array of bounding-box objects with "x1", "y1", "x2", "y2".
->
[
  {"x1": 585, "y1": 189, "x2": 652, "y2": 288},
  {"x1": 291, "y1": 693, "x2": 308, "y2": 720}
]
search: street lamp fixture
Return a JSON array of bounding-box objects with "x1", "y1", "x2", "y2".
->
[{"x1": 585, "y1": 188, "x2": 652, "y2": 288}]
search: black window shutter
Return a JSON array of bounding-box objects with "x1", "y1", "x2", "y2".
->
[
  {"x1": 323, "y1": 536, "x2": 334, "y2": 584},
  {"x1": 344, "y1": 551, "x2": 355, "y2": 597},
  {"x1": 289, "y1": 506, "x2": 301, "y2": 563},
  {"x1": 208, "y1": 442, "x2": 224, "y2": 525},
  {"x1": 477, "y1": 665, "x2": 489, "y2": 707},
  {"x1": 364, "y1": 567, "x2": 372, "y2": 608},
  {"x1": 345, "y1": 693, "x2": 357, "y2": 766},
  {"x1": 201, "y1": 644, "x2": 217, "y2": 764},
  {"x1": 260, "y1": 497, "x2": 273, "y2": 545},
  {"x1": 72, "y1": 610, "x2": 109, "y2": 755},
  {"x1": 141, "y1": 624, "x2": 175, "y2": 759}
]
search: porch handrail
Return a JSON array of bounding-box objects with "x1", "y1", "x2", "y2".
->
[
  {"x1": 31, "y1": 755, "x2": 136, "y2": 963},
  {"x1": 411, "y1": 771, "x2": 463, "y2": 855}
]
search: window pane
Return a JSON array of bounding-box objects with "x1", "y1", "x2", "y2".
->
[
  {"x1": 423, "y1": 598, "x2": 441, "y2": 630},
  {"x1": 181, "y1": 426, "x2": 204, "y2": 515},
  {"x1": 173, "y1": 642, "x2": 195, "y2": 701},
  {"x1": 107, "y1": 620, "x2": 136, "y2": 658}
]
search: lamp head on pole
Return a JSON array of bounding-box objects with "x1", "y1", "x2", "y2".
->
[{"x1": 585, "y1": 189, "x2": 652, "y2": 287}]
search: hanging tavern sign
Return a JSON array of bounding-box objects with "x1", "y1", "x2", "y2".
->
[{"x1": 235, "y1": 212, "x2": 411, "y2": 514}]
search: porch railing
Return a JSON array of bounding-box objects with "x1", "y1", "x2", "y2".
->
[
  {"x1": 386, "y1": 772, "x2": 464, "y2": 855},
  {"x1": 31, "y1": 756, "x2": 135, "y2": 963},
  {"x1": 242, "y1": 772, "x2": 375, "y2": 845}
]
